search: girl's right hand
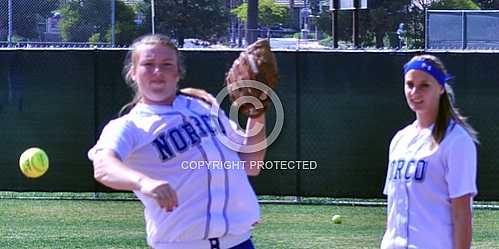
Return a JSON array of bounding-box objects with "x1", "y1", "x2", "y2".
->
[{"x1": 139, "y1": 178, "x2": 178, "y2": 212}]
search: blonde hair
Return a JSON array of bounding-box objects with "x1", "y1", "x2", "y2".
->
[
  {"x1": 119, "y1": 34, "x2": 185, "y2": 115},
  {"x1": 407, "y1": 54, "x2": 478, "y2": 144}
]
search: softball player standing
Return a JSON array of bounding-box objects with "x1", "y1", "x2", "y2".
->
[
  {"x1": 88, "y1": 34, "x2": 266, "y2": 249},
  {"x1": 381, "y1": 55, "x2": 478, "y2": 249}
]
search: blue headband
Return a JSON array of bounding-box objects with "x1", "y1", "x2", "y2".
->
[{"x1": 403, "y1": 59, "x2": 450, "y2": 86}]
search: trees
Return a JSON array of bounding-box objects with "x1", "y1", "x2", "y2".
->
[
  {"x1": 231, "y1": 0, "x2": 288, "y2": 28},
  {"x1": 324, "y1": 0, "x2": 479, "y2": 49},
  {"x1": 58, "y1": 0, "x2": 137, "y2": 45},
  {"x1": 58, "y1": 0, "x2": 108, "y2": 42},
  {"x1": 475, "y1": 0, "x2": 499, "y2": 9},
  {"x1": 430, "y1": 0, "x2": 480, "y2": 9},
  {"x1": 0, "y1": 0, "x2": 60, "y2": 40},
  {"x1": 410, "y1": 0, "x2": 479, "y2": 9},
  {"x1": 151, "y1": 0, "x2": 229, "y2": 48},
  {"x1": 367, "y1": 0, "x2": 411, "y2": 48},
  {"x1": 412, "y1": 0, "x2": 435, "y2": 9},
  {"x1": 314, "y1": 0, "x2": 411, "y2": 48},
  {"x1": 107, "y1": 1, "x2": 138, "y2": 44}
]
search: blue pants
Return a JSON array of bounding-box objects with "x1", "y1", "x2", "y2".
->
[
  {"x1": 230, "y1": 239, "x2": 255, "y2": 249},
  {"x1": 209, "y1": 238, "x2": 255, "y2": 249}
]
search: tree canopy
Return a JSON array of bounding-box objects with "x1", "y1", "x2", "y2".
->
[
  {"x1": 151, "y1": 0, "x2": 229, "y2": 47},
  {"x1": 363, "y1": 0, "x2": 412, "y2": 48},
  {"x1": 430, "y1": 0, "x2": 480, "y2": 9},
  {"x1": 475, "y1": 0, "x2": 499, "y2": 9},
  {"x1": 231, "y1": 0, "x2": 288, "y2": 28},
  {"x1": 58, "y1": 0, "x2": 137, "y2": 45}
]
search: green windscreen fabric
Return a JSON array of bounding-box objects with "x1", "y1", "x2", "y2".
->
[{"x1": 0, "y1": 49, "x2": 497, "y2": 200}]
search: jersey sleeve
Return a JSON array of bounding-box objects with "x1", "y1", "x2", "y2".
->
[
  {"x1": 87, "y1": 118, "x2": 138, "y2": 162},
  {"x1": 445, "y1": 134, "x2": 478, "y2": 199}
]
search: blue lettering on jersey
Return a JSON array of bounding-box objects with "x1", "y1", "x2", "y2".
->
[
  {"x1": 201, "y1": 115, "x2": 216, "y2": 135},
  {"x1": 389, "y1": 159, "x2": 427, "y2": 182},
  {"x1": 414, "y1": 160, "x2": 426, "y2": 181},
  {"x1": 198, "y1": 114, "x2": 227, "y2": 136},
  {"x1": 152, "y1": 115, "x2": 228, "y2": 162},
  {"x1": 182, "y1": 122, "x2": 201, "y2": 145},
  {"x1": 404, "y1": 160, "x2": 415, "y2": 180},
  {"x1": 169, "y1": 128, "x2": 188, "y2": 152},
  {"x1": 388, "y1": 161, "x2": 397, "y2": 180},
  {"x1": 394, "y1": 160, "x2": 405, "y2": 180},
  {"x1": 152, "y1": 133, "x2": 175, "y2": 161},
  {"x1": 190, "y1": 116, "x2": 208, "y2": 137}
]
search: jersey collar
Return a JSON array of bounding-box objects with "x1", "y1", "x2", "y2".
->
[{"x1": 132, "y1": 96, "x2": 185, "y2": 115}]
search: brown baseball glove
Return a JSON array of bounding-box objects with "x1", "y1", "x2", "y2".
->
[{"x1": 225, "y1": 39, "x2": 278, "y2": 117}]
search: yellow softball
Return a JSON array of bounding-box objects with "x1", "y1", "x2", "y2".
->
[{"x1": 19, "y1": 147, "x2": 49, "y2": 178}]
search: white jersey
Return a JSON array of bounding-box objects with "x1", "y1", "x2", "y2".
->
[
  {"x1": 381, "y1": 120, "x2": 477, "y2": 249},
  {"x1": 88, "y1": 94, "x2": 260, "y2": 248}
]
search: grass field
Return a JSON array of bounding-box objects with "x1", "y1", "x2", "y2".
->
[{"x1": 0, "y1": 196, "x2": 498, "y2": 249}]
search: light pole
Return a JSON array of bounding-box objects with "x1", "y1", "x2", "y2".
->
[
  {"x1": 246, "y1": 0, "x2": 258, "y2": 45},
  {"x1": 151, "y1": 0, "x2": 155, "y2": 34},
  {"x1": 229, "y1": 0, "x2": 237, "y2": 44},
  {"x1": 330, "y1": 0, "x2": 338, "y2": 48}
]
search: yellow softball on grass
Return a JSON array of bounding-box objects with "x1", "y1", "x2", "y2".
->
[
  {"x1": 19, "y1": 147, "x2": 49, "y2": 178},
  {"x1": 332, "y1": 215, "x2": 342, "y2": 224}
]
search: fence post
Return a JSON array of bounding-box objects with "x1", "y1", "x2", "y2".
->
[
  {"x1": 295, "y1": 52, "x2": 301, "y2": 198},
  {"x1": 424, "y1": 8, "x2": 429, "y2": 51},
  {"x1": 462, "y1": 11, "x2": 467, "y2": 50},
  {"x1": 8, "y1": 0, "x2": 13, "y2": 46},
  {"x1": 352, "y1": 0, "x2": 360, "y2": 48},
  {"x1": 111, "y1": 0, "x2": 115, "y2": 47}
]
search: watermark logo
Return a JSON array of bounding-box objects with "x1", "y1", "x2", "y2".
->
[
  {"x1": 209, "y1": 80, "x2": 284, "y2": 153},
  {"x1": 181, "y1": 160, "x2": 318, "y2": 171}
]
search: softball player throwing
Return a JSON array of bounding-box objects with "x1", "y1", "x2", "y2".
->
[
  {"x1": 381, "y1": 55, "x2": 478, "y2": 249},
  {"x1": 88, "y1": 34, "x2": 267, "y2": 249}
]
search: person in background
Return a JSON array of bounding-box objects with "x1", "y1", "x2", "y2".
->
[{"x1": 381, "y1": 54, "x2": 478, "y2": 249}]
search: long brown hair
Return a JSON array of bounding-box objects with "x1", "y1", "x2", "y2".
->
[
  {"x1": 119, "y1": 34, "x2": 185, "y2": 115},
  {"x1": 408, "y1": 55, "x2": 478, "y2": 144}
]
